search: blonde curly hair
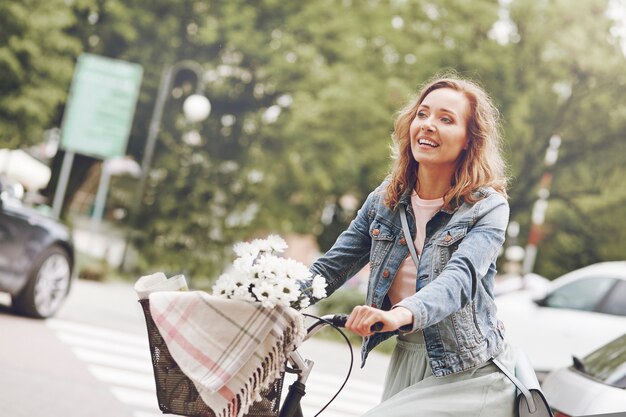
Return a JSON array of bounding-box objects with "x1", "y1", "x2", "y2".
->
[{"x1": 385, "y1": 75, "x2": 508, "y2": 209}]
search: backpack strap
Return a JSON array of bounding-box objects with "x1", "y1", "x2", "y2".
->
[{"x1": 399, "y1": 204, "x2": 419, "y2": 267}]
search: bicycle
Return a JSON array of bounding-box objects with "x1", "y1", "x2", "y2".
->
[{"x1": 139, "y1": 299, "x2": 382, "y2": 417}]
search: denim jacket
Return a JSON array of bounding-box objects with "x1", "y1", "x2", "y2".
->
[{"x1": 309, "y1": 180, "x2": 509, "y2": 377}]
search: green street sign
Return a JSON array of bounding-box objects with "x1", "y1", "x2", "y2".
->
[{"x1": 61, "y1": 54, "x2": 143, "y2": 159}]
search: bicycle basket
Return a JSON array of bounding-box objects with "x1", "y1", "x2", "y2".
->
[{"x1": 139, "y1": 299, "x2": 284, "y2": 417}]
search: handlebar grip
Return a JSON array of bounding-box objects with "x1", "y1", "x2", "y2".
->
[
  {"x1": 330, "y1": 314, "x2": 349, "y2": 327},
  {"x1": 370, "y1": 321, "x2": 384, "y2": 332},
  {"x1": 330, "y1": 314, "x2": 384, "y2": 332}
]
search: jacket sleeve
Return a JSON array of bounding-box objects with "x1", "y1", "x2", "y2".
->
[
  {"x1": 395, "y1": 193, "x2": 509, "y2": 332},
  {"x1": 306, "y1": 187, "x2": 381, "y2": 301}
]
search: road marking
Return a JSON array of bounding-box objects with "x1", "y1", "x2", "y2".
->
[
  {"x1": 110, "y1": 386, "x2": 158, "y2": 408},
  {"x1": 306, "y1": 369, "x2": 384, "y2": 396},
  {"x1": 72, "y1": 347, "x2": 153, "y2": 373},
  {"x1": 47, "y1": 318, "x2": 147, "y2": 347},
  {"x1": 88, "y1": 364, "x2": 155, "y2": 390},
  {"x1": 282, "y1": 373, "x2": 381, "y2": 416},
  {"x1": 132, "y1": 412, "x2": 164, "y2": 417},
  {"x1": 49, "y1": 318, "x2": 383, "y2": 417},
  {"x1": 57, "y1": 332, "x2": 149, "y2": 359}
]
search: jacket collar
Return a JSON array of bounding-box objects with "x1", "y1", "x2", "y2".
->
[{"x1": 398, "y1": 186, "x2": 461, "y2": 215}]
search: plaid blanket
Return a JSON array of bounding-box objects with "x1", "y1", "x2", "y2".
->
[{"x1": 149, "y1": 291, "x2": 305, "y2": 417}]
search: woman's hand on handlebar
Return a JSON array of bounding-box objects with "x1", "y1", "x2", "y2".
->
[{"x1": 345, "y1": 305, "x2": 413, "y2": 337}]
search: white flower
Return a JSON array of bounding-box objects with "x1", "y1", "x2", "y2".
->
[
  {"x1": 231, "y1": 272, "x2": 252, "y2": 290},
  {"x1": 233, "y1": 241, "x2": 259, "y2": 258},
  {"x1": 274, "y1": 278, "x2": 300, "y2": 305},
  {"x1": 252, "y1": 281, "x2": 279, "y2": 308},
  {"x1": 232, "y1": 285, "x2": 255, "y2": 302},
  {"x1": 233, "y1": 254, "x2": 255, "y2": 272},
  {"x1": 266, "y1": 234, "x2": 288, "y2": 252},
  {"x1": 212, "y1": 235, "x2": 319, "y2": 310},
  {"x1": 296, "y1": 296, "x2": 310, "y2": 310},
  {"x1": 212, "y1": 274, "x2": 235, "y2": 298},
  {"x1": 311, "y1": 275, "x2": 327, "y2": 299},
  {"x1": 284, "y1": 258, "x2": 310, "y2": 281},
  {"x1": 250, "y1": 238, "x2": 272, "y2": 254}
]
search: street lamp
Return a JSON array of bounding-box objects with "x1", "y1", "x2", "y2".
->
[
  {"x1": 133, "y1": 61, "x2": 211, "y2": 217},
  {"x1": 521, "y1": 134, "x2": 561, "y2": 276},
  {"x1": 122, "y1": 60, "x2": 211, "y2": 270}
]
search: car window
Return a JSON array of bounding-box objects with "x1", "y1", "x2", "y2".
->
[
  {"x1": 544, "y1": 276, "x2": 617, "y2": 311},
  {"x1": 576, "y1": 334, "x2": 626, "y2": 388},
  {"x1": 599, "y1": 280, "x2": 626, "y2": 316}
]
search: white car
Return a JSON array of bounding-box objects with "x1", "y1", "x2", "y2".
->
[
  {"x1": 495, "y1": 262, "x2": 626, "y2": 375},
  {"x1": 542, "y1": 334, "x2": 626, "y2": 416}
]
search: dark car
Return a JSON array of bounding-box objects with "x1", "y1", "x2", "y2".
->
[{"x1": 0, "y1": 181, "x2": 75, "y2": 318}]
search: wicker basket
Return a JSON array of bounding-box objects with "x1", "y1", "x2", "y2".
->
[{"x1": 139, "y1": 299, "x2": 284, "y2": 417}]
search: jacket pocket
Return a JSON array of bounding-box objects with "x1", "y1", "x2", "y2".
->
[
  {"x1": 432, "y1": 224, "x2": 468, "y2": 273},
  {"x1": 369, "y1": 221, "x2": 396, "y2": 267},
  {"x1": 450, "y1": 302, "x2": 482, "y2": 349},
  {"x1": 433, "y1": 224, "x2": 468, "y2": 247}
]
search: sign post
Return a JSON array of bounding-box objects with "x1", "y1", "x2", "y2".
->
[{"x1": 52, "y1": 54, "x2": 143, "y2": 218}]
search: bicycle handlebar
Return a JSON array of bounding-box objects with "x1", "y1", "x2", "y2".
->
[
  {"x1": 304, "y1": 313, "x2": 384, "y2": 341},
  {"x1": 321, "y1": 314, "x2": 384, "y2": 332}
]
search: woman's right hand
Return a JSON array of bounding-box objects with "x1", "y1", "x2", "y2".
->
[{"x1": 345, "y1": 305, "x2": 413, "y2": 337}]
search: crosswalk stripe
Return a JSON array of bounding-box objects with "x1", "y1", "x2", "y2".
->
[
  {"x1": 47, "y1": 318, "x2": 147, "y2": 347},
  {"x1": 301, "y1": 397, "x2": 372, "y2": 415},
  {"x1": 302, "y1": 404, "x2": 369, "y2": 417},
  {"x1": 72, "y1": 347, "x2": 153, "y2": 373},
  {"x1": 57, "y1": 332, "x2": 149, "y2": 359},
  {"x1": 283, "y1": 384, "x2": 377, "y2": 416},
  {"x1": 110, "y1": 386, "x2": 158, "y2": 409},
  {"x1": 306, "y1": 371, "x2": 384, "y2": 396},
  {"x1": 88, "y1": 364, "x2": 156, "y2": 391},
  {"x1": 132, "y1": 411, "x2": 164, "y2": 417},
  {"x1": 50, "y1": 318, "x2": 383, "y2": 417},
  {"x1": 300, "y1": 386, "x2": 379, "y2": 412}
]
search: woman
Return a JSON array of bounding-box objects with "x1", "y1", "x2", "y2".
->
[{"x1": 308, "y1": 75, "x2": 515, "y2": 416}]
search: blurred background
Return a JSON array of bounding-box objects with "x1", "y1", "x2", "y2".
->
[
  {"x1": 2, "y1": 0, "x2": 626, "y2": 284},
  {"x1": 1, "y1": 1, "x2": 626, "y2": 416}
]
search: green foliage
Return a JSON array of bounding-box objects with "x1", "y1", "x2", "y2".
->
[
  {"x1": 502, "y1": 0, "x2": 626, "y2": 277},
  {"x1": 315, "y1": 287, "x2": 366, "y2": 316},
  {"x1": 4, "y1": 0, "x2": 626, "y2": 282},
  {"x1": 0, "y1": 0, "x2": 82, "y2": 147}
]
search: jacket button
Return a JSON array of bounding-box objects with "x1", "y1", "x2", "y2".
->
[
  {"x1": 444, "y1": 234, "x2": 452, "y2": 242},
  {"x1": 399, "y1": 238, "x2": 407, "y2": 245},
  {"x1": 383, "y1": 269, "x2": 390, "y2": 278},
  {"x1": 373, "y1": 228, "x2": 380, "y2": 236}
]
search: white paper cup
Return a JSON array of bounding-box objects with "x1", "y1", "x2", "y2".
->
[{"x1": 134, "y1": 272, "x2": 188, "y2": 299}]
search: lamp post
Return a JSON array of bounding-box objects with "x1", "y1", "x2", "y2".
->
[
  {"x1": 521, "y1": 134, "x2": 561, "y2": 276},
  {"x1": 132, "y1": 61, "x2": 211, "y2": 218},
  {"x1": 122, "y1": 60, "x2": 211, "y2": 270}
]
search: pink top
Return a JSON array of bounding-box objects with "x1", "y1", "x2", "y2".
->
[{"x1": 387, "y1": 192, "x2": 443, "y2": 306}]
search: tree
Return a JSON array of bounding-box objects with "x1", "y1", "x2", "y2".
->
[
  {"x1": 122, "y1": 0, "x2": 510, "y2": 280},
  {"x1": 0, "y1": 0, "x2": 82, "y2": 148},
  {"x1": 502, "y1": 0, "x2": 626, "y2": 277},
  {"x1": 30, "y1": 0, "x2": 626, "y2": 283},
  {"x1": 42, "y1": 0, "x2": 507, "y2": 280}
]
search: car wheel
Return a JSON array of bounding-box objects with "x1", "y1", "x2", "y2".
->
[{"x1": 12, "y1": 245, "x2": 72, "y2": 318}]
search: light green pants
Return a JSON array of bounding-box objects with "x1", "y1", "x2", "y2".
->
[{"x1": 362, "y1": 332, "x2": 516, "y2": 417}]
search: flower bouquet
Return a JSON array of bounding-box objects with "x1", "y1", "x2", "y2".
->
[{"x1": 212, "y1": 235, "x2": 327, "y2": 309}]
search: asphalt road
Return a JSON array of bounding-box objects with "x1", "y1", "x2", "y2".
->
[{"x1": 0, "y1": 279, "x2": 390, "y2": 417}]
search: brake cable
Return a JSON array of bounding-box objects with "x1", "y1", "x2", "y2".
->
[{"x1": 302, "y1": 313, "x2": 355, "y2": 417}]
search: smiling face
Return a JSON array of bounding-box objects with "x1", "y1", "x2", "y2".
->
[{"x1": 409, "y1": 87, "x2": 470, "y2": 173}]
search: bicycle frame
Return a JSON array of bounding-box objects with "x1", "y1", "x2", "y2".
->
[{"x1": 279, "y1": 313, "x2": 368, "y2": 417}]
